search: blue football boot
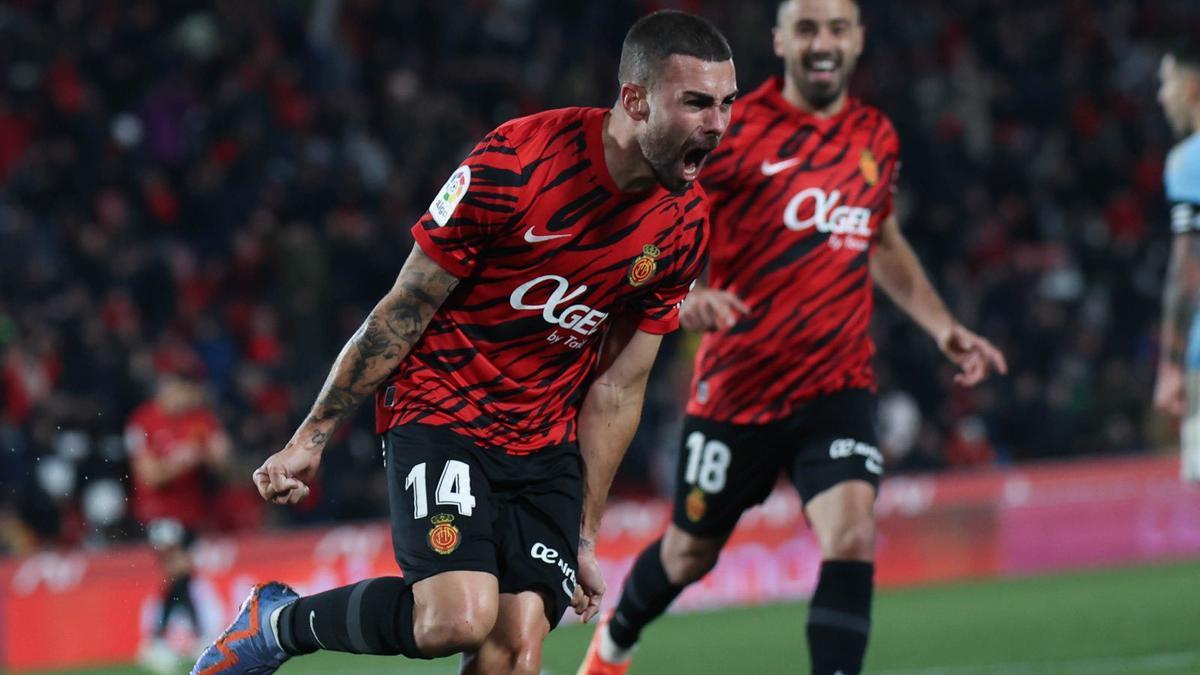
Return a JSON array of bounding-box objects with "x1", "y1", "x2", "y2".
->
[{"x1": 191, "y1": 582, "x2": 298, "y2": 674}]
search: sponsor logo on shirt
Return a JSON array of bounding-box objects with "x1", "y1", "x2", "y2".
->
[
  {"x1": 783, "y1": 187, "x2": 873, "y2": 251},
  {"x1": 509, "y1": 275, "x2": 608, "y2": 349}
]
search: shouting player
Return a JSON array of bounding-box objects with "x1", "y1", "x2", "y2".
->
[
  {"x1": 192, "y1": 10, "x2": 736, "y2": 675},
  {"x1": 1154, "y1": 36, "x2": 1200, "y2": 483},
  {"x1": 580, "y1": 2, "x2": 1006, "y2": 674}
]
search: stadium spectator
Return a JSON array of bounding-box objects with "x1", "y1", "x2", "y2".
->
[
  {"x1": 125, "y1": 367, "x2": 233, "y2": 669},
  {"x1": 1, "y1": 0, "x2": 1200, "y2": 550}
]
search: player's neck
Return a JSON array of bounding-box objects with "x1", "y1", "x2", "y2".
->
[
  {"x1": 780, "y1": 75, "x2": 847, "y2": 119},
  {"x1": 602, "y1": 108, "x2": 660, "y2": 193}
]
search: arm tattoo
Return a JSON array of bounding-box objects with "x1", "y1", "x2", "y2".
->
[
  {"x1": 1163, "y1": 236, "x2": 1200, "y2": 366},
  {"x1": 308, "y1": 255, "x2": 459, "y2": 431}
]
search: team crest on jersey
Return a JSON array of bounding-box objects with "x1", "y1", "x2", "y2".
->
[
  {"x1": 427, "y1": 513, "x2": 461, "y2": 555},
  {"x1": 628, "y1": 244, "x2": 661, "y2": 287},
  {"x1": 685, "y1": 486, "x2": 706, "y2": 522},
  {"x1": 859, "y1": 149, "x2": 879, "y2": 186}
]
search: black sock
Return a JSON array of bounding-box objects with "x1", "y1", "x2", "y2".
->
[
  {"x1": 276, "y1": 577, "x2": 426, "y2": 658},
  {"x1": 157, "y1": 574, "x2": 198, "y2": 637},
  {"x1": 608, "y1": 540, "x2": 688, "y2": 648},
  {"x1": 807, "y1": 560, "x2": 873, "y2": 675}
]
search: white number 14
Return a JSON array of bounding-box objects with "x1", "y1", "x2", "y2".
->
[{"x1": 405, "y1": 460, "x2": 477, "y2": 518}]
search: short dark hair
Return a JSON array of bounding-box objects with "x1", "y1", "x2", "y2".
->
[
  {"x1": 777, "y1": 0, "x2": 861, "y2": 26},
  {"x1": 1169, "y1": 34, "x2": 1200, "y2": 70},
  {"x1": 618, "y1": 10, "x2": 732, "y2": 87}
]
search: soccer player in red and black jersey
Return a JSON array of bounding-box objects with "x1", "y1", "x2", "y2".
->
[
  {"x1": 128, "y1": 368, "x2": 232, "y2": 667},
  {"x1": 580, "y1": 2, "x2": 1007, "y2": 675},
  {"x1": 193, "y1": 10, "x2": 737, "y2": 675}
]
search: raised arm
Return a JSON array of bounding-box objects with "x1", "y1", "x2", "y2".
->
[
  {"x1": 253, "y1": 244, "x2": 460, "y2": 504},
  {"x1": 871, "y1": 214, "x2": 1006, "y2": 386},
  {"x1": 572, "y1": 318, "x2": 665, "y2": 621}
]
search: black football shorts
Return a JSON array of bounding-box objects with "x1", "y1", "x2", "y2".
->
[
  {"x1": 671, "y1": 388, "x2": 882, "y2": 536},
  {"x1": 383, "y1": 423, "x2": 583, "y2": 628}
]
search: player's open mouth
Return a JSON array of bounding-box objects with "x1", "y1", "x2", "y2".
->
[
  {"x1": 805, "y1": 56, "x2": 840, "y2": 84},
  {"x1": 682, "y1": 147, "x2": 710, "y2": 180}
]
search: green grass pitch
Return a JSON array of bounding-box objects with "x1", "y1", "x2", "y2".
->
[{"x1": 44, "y1": 559, "x2": 1200, "y2": 674}]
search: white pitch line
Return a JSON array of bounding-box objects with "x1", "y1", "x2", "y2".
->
[{"x1": 874, "y1": 650, "x2": 1200, "y2": 675}]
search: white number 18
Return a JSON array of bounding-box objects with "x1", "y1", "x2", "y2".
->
[{"x1": 684, "y1": 431, "x2": 731, "y2": 493}]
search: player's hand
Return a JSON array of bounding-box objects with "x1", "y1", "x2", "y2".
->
[
  {"x1": 1154, "y1": 361, "x2": 1186, "y2": 418},
  {"x1": 680, "y1": 288, "x2": 749, "y2": 332},
  {"x1": 163, "y1": 444, "x2": 203, "y2": 473},
  {"x1": 572, "y1": 537, "x2": 606, "y2": 623},
  {"x1": 252, "y1": 444, "x2": 322, "y2": 505},
  {"x1": 937, "y1": 323, "x2": 1008, "y2": 387}
]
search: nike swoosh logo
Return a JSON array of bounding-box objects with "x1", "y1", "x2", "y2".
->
[
  {"x1": 524, "y1": 226, "x2": 571, "y2": 243},
  {"x1": 309, "y1": 610, "x2": 328, "y2": 650},
  {"x1": 761, "y1": 158, "x2": 803, "y2": 176}
]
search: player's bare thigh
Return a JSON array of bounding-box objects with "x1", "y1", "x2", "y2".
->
[
  {"x1": 459, "y1": 590, "x2": 552, "y2": 675},
  {"x1": 803, "y1": 479, "x2": 876, "y2": 561},
  {"x1": 410, "y1": 570, "x2": 500, "y2": 656}
]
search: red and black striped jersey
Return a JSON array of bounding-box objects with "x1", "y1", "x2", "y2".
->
[
  {"x1": 376, "y1": 107, "x2": 709, "y2": 454},
  {"x1": 687, "y1": 77, "x2": 900, "y2": 424}
]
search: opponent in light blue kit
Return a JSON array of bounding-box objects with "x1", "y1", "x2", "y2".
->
[{"x1": 1154, "y1": 37, "x2": 1200, "y2": 483}]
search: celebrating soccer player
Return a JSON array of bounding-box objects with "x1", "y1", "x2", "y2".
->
[
  {"x1": 579, "y1": 2, "x2": 1006, "y2": 674},
  {"x1": 1153, "y1": 36, "x2": 1200, "y2": 483},
  {"x1": 192, "y1": 10, "x2": 736, "y2": 675}
]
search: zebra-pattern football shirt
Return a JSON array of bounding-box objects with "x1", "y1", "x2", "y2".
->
[
  {"x1": 377, "y1": 107, "x2": 709, "y2": 454},
  {"x1": 687, "y1": 77, "x2": 901, "y2": 424}
]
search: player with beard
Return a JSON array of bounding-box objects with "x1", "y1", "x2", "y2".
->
[
  {"x1": 579, "y1": 2, "x2": 1006, "y2": 674},
  {"x1": 1154, "y1": 36, "x2": 1200, "y2": 483},
  {"x1": 192, "y1": 10, "x2": 736, "y2": 675}
]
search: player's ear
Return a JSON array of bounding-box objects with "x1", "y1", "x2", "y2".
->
[
  {"x1": 620, "y1": 83, "x2": 650, "y2": 122},
  {"x1": 772, "y1": 26, "x2": 785, "y2": 58}
]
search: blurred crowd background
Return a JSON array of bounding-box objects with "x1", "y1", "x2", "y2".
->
[{"x1": 2, "y1": 0, "x2": 1198, "y2": 554}]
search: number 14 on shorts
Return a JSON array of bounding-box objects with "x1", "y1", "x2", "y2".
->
[{"x1": 405, "y1": 460, "x2": 477, "y2": 518}]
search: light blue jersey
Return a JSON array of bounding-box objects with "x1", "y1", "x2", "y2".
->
[
  {"x1": 1166, "y1": 135, "x2": 1200, "y2": 481},
  {"x1": 1166, "y1": 132, "x2": 1200, "y2": 233},
  {"x1": 1166, "y1": 134, "x2": 1200, "y2": 369}
]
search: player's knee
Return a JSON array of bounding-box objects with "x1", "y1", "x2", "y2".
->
[
  {"x1": 826, "y1": 519, "x2": 876, "y2": 560},
  {"x1": 662, "y1": 528, "x2": 723, "y2": 584},
  {"x1": 413, "y1": 601, "x2": 498, "y2": 655},
  {"x1": 501, "y1": 633, "x2": 544, "y2": 675},
  {"x1": 466, "y1": 633, "x2": 542, "y2": 675}
]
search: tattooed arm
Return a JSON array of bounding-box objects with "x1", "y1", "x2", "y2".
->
[
  {"x1": 253, "y1": 245, "x2": 460, "y2": 504},
  {"x1": 1155, "y1": 235, "x2": 1200, "y2": 417}
]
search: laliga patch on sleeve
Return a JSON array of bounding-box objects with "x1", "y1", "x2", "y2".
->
[{"x1": 429, "y1": 165, "x2": 471, "y2": 227}]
